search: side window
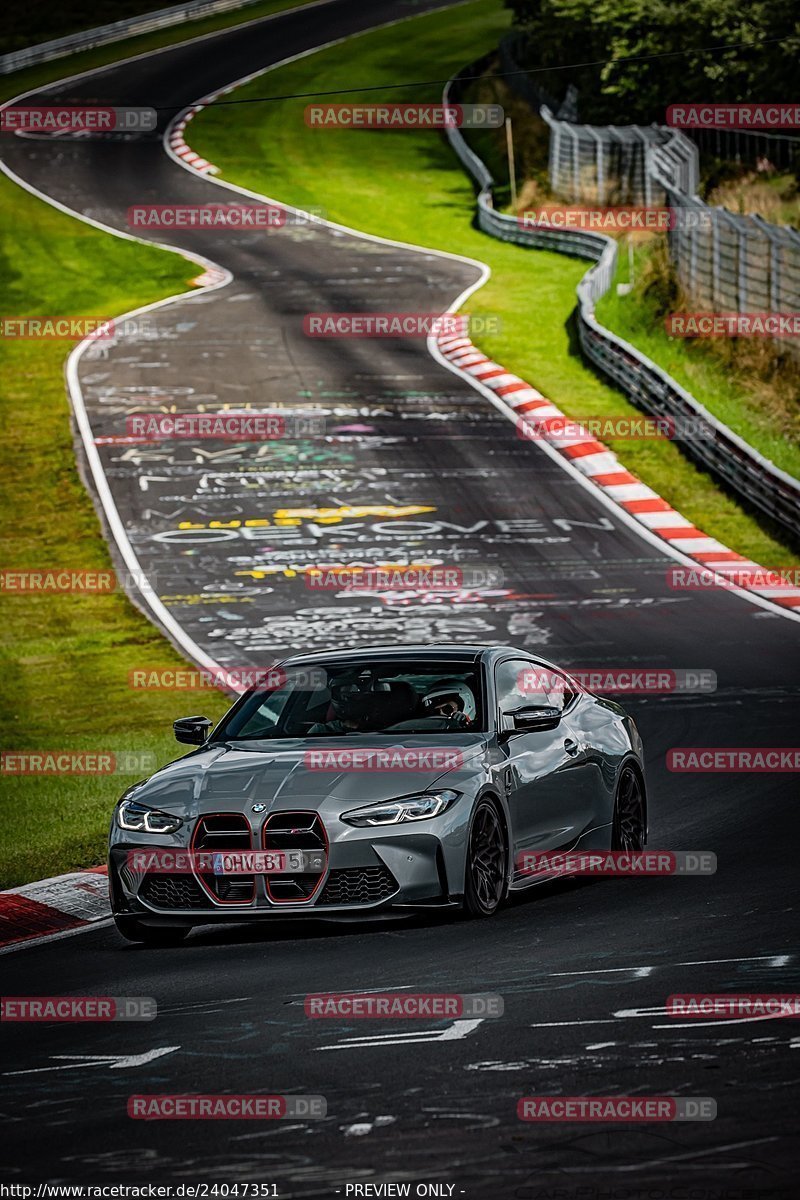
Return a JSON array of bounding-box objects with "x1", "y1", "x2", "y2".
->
[
  {"x1": 496, "y1": 660, "x2": 574, "y2": 715},
  {"x1": 538, "y1": 668, "x2": 574, "y2": 713},
  {"x1": 495, "y1": 659, "x2": 538, "y2": 717}
]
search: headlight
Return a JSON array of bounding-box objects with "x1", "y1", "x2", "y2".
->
[
  {"x1": 341, "y1": 790, "x2": 459, "y2": 827},
  {"x1": 117, "y1": 799, "x2": 183, "y2": 834}
]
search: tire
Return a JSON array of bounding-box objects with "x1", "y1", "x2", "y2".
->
[
  {"x1": 463, "y1": 797, "x2": 508, "y2": 918},
  {"x1": 114, "y1": 915, "x2": 191, "y2": 945},
  {"x1": 611, "y1": 764, "x2": 646, "y2": 851}
]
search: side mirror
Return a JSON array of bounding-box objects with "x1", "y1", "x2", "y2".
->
[
  {"x1": 173, "y1": 715, "x2": 213, "y2": 745},
  {"x1": 502, "y1": 705, "x2": 562, "y2": 733}
]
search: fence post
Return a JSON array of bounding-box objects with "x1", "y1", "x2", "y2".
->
[
  {"x1": 711, "y1": 206, "x2": 721, "y2": 311},
  {"x1": 442, "y1": 59, "x2": 800, "y2": 537},
  {"x1": 737, "y1": 218, "x2": 748, "y2": 313},
  {"x1": 547, "y1": 111, "x2": 561, "y2": 195},
  {"x1": 588, "y1": 127, "x2": 605, "y2": 204},
  {"x1": 569, "y1": 124, "x2": 581, "y2": 199}
]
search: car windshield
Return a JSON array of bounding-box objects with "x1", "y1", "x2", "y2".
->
[{"x1": 216, "y1": 660, "x2": 484, "y2": 740}]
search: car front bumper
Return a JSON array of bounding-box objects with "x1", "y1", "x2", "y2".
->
[{"x1": 109, "y1": 824, "x2": 459, "y2": 923}]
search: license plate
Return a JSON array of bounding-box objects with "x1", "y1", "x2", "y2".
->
[{"x1": 211, "y1": 850, "x2": 326, "y2": 875}]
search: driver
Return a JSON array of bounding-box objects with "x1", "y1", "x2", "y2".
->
[
  {"x1": 308, "y1": 683, "x2": 364, "y2": 735},
  {"x1": 421, "y1": 679, "x2": 476, "y2": 729}
]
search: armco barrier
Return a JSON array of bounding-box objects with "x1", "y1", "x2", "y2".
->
[
  {"x1": 444, "y1": 61, "x2": 800, "y2": 541},
  {"x1": 499, "y1": 32, "x2": 800, "y2": 363},
  {"x1": 1, "y1": 0, "x2": 263, "y2": 74}
]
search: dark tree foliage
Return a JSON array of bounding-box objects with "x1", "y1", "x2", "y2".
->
[{"x1": 503, "y1": 0, "x2": 799, "y2": 124}]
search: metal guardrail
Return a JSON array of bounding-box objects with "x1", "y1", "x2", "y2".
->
[
  {"x1": 498, "y1": 34, "x2": 800, "y2": 362},
  {"x1": 0, "y1": 0, "x2": 263, "y2": 75},
  {"x1": 443, "y1": 62, "x2": 800, "y2": 540}
]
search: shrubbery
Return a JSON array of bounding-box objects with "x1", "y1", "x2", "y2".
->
[{"x1": 504, "y1": 0, "x2": 799, "y2": 124}]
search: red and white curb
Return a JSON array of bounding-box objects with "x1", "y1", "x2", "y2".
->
[
  {"x1": 167, "y1": 75, "x2": 249, "y2": 176},
  {"x1": 437, "y1": 333, "x2": 800, "y2": 613},
  {"x1": 0, "y1": 868, "x2": 110, "y2": 950},
  {"x1": 168, "y1": 103, "x2": 219, "y2": 174},
  {"x1": 189, "y1": 264, "x2": 229, "y2": 287}
]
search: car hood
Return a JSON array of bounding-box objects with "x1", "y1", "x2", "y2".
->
[{"x1": 124, "y1": 734, "x2": 491, "y2": 819}]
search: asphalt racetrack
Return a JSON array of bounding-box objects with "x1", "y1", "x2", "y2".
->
[{"x1": 1, "y1": 0, "x2": 799, "y2": 1193}]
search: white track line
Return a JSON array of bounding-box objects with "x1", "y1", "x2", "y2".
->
[
  {"x1": 0, "y1": 0, "x2": 476, "y2": 671},
  {"x1": 164, "y1": 21, "x2": 800, "y2": 626},
  {"x1": 1, "y1": 0, "x2": 797, "y2": 671}
]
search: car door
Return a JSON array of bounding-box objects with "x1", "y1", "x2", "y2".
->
[{"x1": 494, "y1": 658, "x2": 597, "y2": 877}]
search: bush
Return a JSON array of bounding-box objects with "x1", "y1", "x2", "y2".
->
[{"x1": 504, "y1": 0, "x2": 800, "y2": 125}]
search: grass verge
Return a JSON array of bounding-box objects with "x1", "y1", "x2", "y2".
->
[
  {"x1": 596, "y1": 240, "x2": 800, "y2": 481},
  {"x1": 2, "y1": 0, "x2": 797, "y2": 887},
  {"x1": 0, "y1": 158, "x2": 228, "y2": 889},
  {"x1": 0, "y1": 0, "x2": 322, "y2": 887},
  {"x1": 190, "y1": 0, "x2": 800, "y2": 563},
  {"x1": 463, "y1": 70, "x2": 800, "y2": 484}
]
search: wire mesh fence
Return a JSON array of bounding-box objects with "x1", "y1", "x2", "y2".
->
[
  {"x1": 442, "y1": 61, "x2": 800, "y2": 539},
  {"x1": 499, "y1": 35, "x2": 800, "y2": 352},
  {"x1": 687, "y1": 127, "x2": 800, "y2": 172}
]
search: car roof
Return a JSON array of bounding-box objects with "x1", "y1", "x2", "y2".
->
[{"x1": 279, "y1": 643, "x2": 514, "y2": 667}]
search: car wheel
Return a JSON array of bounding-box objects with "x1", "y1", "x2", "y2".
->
[
  {"x1": 114, "y1": 915, "x2": 191, "y2": 945},
  {"x1": 463, "y1": 798, "x2": 507, "y2": 918},
  {"x1": 611, "y1": 765, "x2": 646, "y2": 851}
]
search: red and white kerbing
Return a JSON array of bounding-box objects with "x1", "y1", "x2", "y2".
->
[{"x1": 436, "y1": 332, "x2": 800, "y2": 613}]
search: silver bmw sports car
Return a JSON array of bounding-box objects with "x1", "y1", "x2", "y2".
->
[{"x1": 108, "y1": 644, "x2": 647, "y2": 943}]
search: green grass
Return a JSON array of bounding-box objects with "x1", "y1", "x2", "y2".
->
[
  {"x1": 190, "y1": 0, "x2": 800, "y2": 568},
  {"x1": 596, "y1": 241, "x2": 800, "y2": 481},
  {"x1": 0, "y1": 166, "x2": 227, "y2": 888},
  {"x1": 0, "y1": 0, "x2": 328, "y2": 887},
  {"x1": 463, "y1": 69, "x2": 800, "y2": 484},
  {"x1": 703, "y1": 169, "x2": 799, "y2": 229},
  {"x1": 2, "y1": 0, "x2": 797, "y2": 887}
]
